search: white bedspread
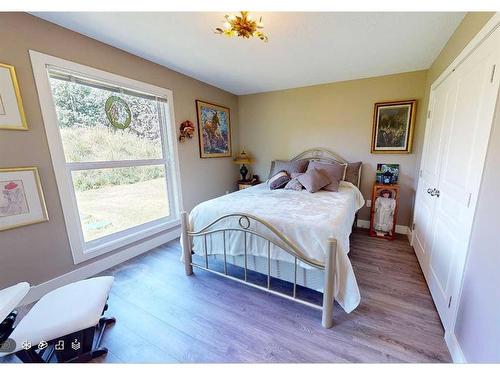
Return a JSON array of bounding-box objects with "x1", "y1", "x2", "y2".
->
[{"x1": 188, "y1": 181, "x2": 365, "y2": 313}]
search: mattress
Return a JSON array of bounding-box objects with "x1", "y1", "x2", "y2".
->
[{"x1": 188, "y1": 181, "x2": 365, "y2": 313}]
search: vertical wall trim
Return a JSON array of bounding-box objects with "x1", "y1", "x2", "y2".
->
[{"x1": 445, "y1": 331, "x2": 467, "y2": 363}]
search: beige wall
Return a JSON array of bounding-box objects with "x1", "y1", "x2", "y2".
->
[
  {"x1": 238, "y1": 70, "x2": 428, "y2": 225},
  {"x1": 0, "y1": 12, "x2": 239, "y2": 289}
]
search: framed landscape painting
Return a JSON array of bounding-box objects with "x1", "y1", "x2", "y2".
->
[
  {"x1": 196, "y1": 100, "x2": 232, "y2": 158},
  {"x1": 0, "y1": 167, "x2": 48, "y2": 231},
  {"x1": 0, "y1": 63, "x2": 28, "y2": 130},
  {"x1": 371, "y1": 99, "x2": 416, "y2": 153}
]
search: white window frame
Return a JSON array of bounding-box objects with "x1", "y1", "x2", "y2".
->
[{"x1": 30, "y1": 51, "x2": 183, "y2": 264}]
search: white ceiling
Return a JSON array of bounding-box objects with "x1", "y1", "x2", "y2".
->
[{"x1": 32, "y1": 12, "x2": 465, "y2": 95}]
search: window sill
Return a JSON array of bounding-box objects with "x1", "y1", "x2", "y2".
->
[{"x1": 73, "y1": 217, "x2": 181, "y2": 264}]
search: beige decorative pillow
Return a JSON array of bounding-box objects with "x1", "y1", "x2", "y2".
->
[
  {"x1": 268, "y1": 159, "x2": 309, "y2": 179},
  {"x1": 306, "y1": 161, "x2": 346, "y2": 192},
  {"x1": 297, "y1": 168, "x2": 330, "y2": 193},
  {"x1": 344, "y1": 162, "x2": 362, "y2": 186}
]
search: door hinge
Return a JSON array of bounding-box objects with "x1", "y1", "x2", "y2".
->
[
  {"x1": 412, "y1": 223, "x2": 416, "y2": 230},
  {"x1": 448, "y1": 295, "x2": 452, "y2": 308},
  {"x1": 419, "y1": 169, "x2": 423, "y2": 177},
  {"x1": 491, "y1": 64, "x2": 496, "y2": 83},
  {"x1": 467, "y1": 192, "x2": 472, "y2": 208},
  {"x1": 427, "y1": 110, "x2": 431, "y2": 119}
]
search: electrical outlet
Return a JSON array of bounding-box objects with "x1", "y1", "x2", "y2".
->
[{"x1": 366, "y1": 200, "x2": 372, "y2": 208}]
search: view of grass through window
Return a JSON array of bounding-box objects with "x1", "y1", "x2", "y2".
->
[{"x1": 49, "y1": 74, "x2": 170, "y2": 242}]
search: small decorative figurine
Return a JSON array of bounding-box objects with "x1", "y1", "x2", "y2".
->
[
  {"x1": 178, "y1": 120, "x2": 195, "y2": 142},
  {"x1": 382, "y1": 170, "x2": 393, "y2": 184}
]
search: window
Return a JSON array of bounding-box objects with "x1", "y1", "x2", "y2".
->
[{"x1": 30, "y1": 51, "x2": 181, "y2": 264}]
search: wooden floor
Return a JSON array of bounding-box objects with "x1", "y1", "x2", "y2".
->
[{"x1": 2, "y1": 229, "x2": 451, "y2": 363}]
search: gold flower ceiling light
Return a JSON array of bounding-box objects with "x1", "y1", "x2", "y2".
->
[{"x1": 215, "y1": 11, "x2": 268, "y2": 42}]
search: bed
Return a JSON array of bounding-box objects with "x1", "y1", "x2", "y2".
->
[{"x1": 181, "y1": 149, "x2": 364, "y2": 328}]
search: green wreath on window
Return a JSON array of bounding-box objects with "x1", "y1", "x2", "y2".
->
[{"x1": 105, "y1": 96, "x2": 132, "y2": 129}]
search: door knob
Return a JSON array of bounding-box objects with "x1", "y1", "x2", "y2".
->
[{"x1": 428, "y1": 188, "x2": 440, "y2": 197}]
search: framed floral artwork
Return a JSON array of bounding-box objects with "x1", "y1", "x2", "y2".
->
[
  {"x1": 0, "y1": 63, "x2": 28, "y2": 130},
  {"x1": 0, "y1": 167, "x2": 48, "y2": 231},
  {"x1": 371, "y1": 99, "x2": 416, "y2": 153},
  {"x1": 196, "y1": 100, "x2": 232, "y2": 158}
]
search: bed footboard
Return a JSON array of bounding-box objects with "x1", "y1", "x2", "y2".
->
[
  {"x1": 322, "y1": 238, "x2": 336, "y2": 328},
  {"x1": 181, "y1": 211, "x2": 193, "y2": 276},
  {"x1": 180, "y1": 211, "x2": 337, "y2": 328}
]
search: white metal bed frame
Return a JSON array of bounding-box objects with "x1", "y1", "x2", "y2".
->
[{"x1": 181, "y1": 148, "x2": 362, "y2": 328}]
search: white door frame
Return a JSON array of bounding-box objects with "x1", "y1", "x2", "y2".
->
[{"x1": 415, "y1": 12, "x2": 500, "y2": 362}]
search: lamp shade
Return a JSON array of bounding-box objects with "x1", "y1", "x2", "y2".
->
[{"x1": 234, "y1": 150, "x2": 252, "y2": 165}]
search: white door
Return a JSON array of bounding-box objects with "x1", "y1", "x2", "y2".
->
[
  {"x1": 415, "y1": 26, "x2": 500, "y2": 330},
  {"x1": 413, "y1": 76, "x2": 455, "y2": 271}
]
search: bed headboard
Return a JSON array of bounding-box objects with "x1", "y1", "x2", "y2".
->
[{"x1": 290, "y1": 148, "x2": 362, "y2": 189}]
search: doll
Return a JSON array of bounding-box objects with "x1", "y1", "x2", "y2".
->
[{"x1": 374, "y1": 189, "x2": 396, "y2": 235}]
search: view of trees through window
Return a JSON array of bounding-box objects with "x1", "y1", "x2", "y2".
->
[
  {"x1": 49, "y1": 75, "x2": 170, "y2": 242},
  {"x1": 50, "y1": 78, "x2": 163, "y2": 162}
]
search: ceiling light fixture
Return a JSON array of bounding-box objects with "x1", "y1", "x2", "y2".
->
[{"x1": 215, "y1": 11, "x2": 268, "y2": 42}]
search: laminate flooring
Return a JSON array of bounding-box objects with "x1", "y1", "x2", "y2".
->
[{"x1": 1, "y1": 229, "x2": 450, "y2": 363}]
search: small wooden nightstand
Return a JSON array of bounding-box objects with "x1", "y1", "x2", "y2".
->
[{"x1": 238, "y1": 180, "x2": 260, "y2": 190}]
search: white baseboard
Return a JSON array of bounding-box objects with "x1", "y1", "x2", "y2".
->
[
  {"x1": 407, "y1": 227, "x2": 413, "y2": 245},
  {"x1": 357, "y1": 219, "x2": 410, "y2": 237},
  {"x1": 20, "y1": 226, "x2": 181, "y2": 306},
  {"x1": 445, "y1": 330, "x2": 467, "y2": 363}
]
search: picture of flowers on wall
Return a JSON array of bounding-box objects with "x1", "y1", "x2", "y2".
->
[
  {"x1": 0, "y1": 167, "x2": 48, "y2": 231},
  {"x1": 196, "y1": 100, "x2": 232, "y2": 158},
  {"x1": 371, "y1": 99, "x2": 416, "y2": 154},
  {"x1": 0, "y1": 180, "x2": 29, "y2": 216}
]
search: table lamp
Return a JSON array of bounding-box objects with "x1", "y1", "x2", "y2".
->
[{"x1": 234, "y1": 150, "x2": 252, "y2": 181}]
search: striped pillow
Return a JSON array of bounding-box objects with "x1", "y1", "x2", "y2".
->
[{"x1": 268, "y1": 170, "x2": 291, "y2": 190}]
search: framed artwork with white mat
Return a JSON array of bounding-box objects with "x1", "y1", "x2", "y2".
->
[{"x1": 0, "y1": 167, "x2": 48, "y2": 231}]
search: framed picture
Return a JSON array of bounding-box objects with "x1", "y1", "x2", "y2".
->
[
  {"x1": 0, "y1": 63, "x2": 28, "y2": 130},
  {"x1": 0, "y1": 167, "x2": 48, "y2": 231},
  {"x1": 196, "y1": 100, "x2": 232, "y2": 158},
  {"x1": 371, "y1": 99, "x2": 416, "y2": 153},
  {"x1": 376, "y1": 163, "x2": 400, "y2": 184}
]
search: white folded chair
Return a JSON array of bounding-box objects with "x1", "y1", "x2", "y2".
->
[{"x1": 0, "y1": 276, "x2": 115, "y2": 363}]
